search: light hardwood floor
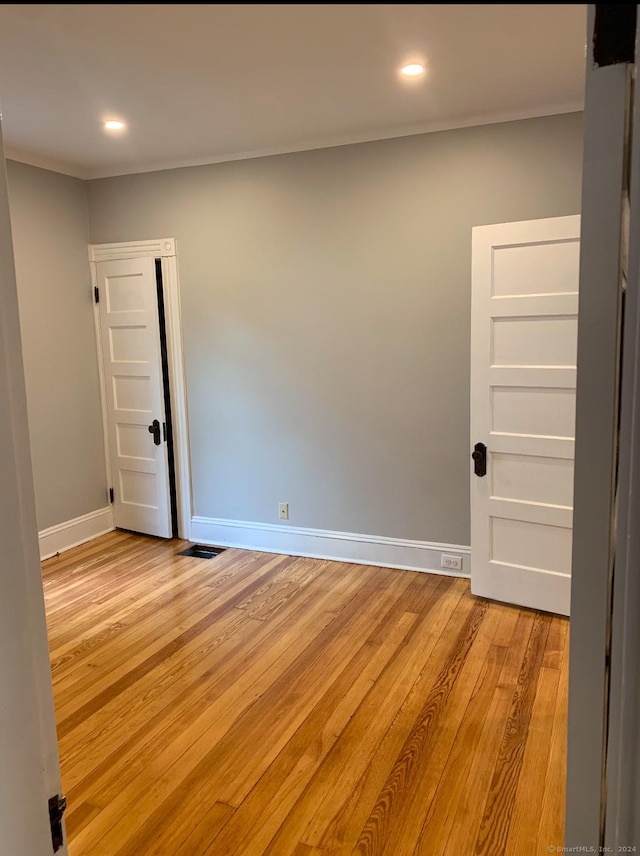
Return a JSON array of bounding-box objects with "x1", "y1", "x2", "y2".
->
[{"x1": 42, "y1": 530, "x2": 568, "y2": 856}]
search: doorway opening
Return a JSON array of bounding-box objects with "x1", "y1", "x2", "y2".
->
[
  {"x1": 155, "y1": 257, "x2": 178, "y2": 538},
  {"x1": 90, "y1": 238, "x2": 191, "y2": 541}
]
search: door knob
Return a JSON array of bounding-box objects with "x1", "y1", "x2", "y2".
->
[
  {"x1": 472, "y1": 442, "x2": 487, "y2": 477},
  {"x1": 148, "y1": 419, "x2": 161, "y2": 446}
]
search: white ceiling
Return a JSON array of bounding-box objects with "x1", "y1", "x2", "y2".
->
[{"x1": 0, "y1": 4, "x2": 586, "y2": 179}]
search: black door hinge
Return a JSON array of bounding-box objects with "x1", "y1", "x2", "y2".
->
[
  {"x1": 594, "y1": 5, "x2": 637, "y2": 67},
  {"x1": 94, "y1": 286, "x2": 100, "y2": 304},
  {"x1": 48, "y1": 794, "x2": 67, "y2": 853},
  {"x1": 109, "y1": 487, "x2": 114, "y2": 504}
]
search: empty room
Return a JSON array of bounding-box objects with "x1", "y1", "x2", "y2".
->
[{"x1": 1, "y1": 4, "x2": 635, "y2": 856}]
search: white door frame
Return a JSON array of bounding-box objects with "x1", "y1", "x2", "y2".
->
[
  {"x1": 565, "y1": 6, "x2": 630, "y2": 846},
  {"x1": 89, "y1": 238, "x2": 192, "y2": 540},
  {"x1": 603, "y1": 10, "x2": 640, "y2": 848},
  {"x1": 0, "y1": 121, "x2": 68, "y2": 852}
]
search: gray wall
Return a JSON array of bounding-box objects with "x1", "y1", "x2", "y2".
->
[
  {"x1": 7, "y1": 161, "x2": 106, "y2": 531},
  {"x1": 87, "y1": 112, "x2": 584, "y2": 545}
]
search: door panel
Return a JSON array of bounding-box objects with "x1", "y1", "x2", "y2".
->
[
  {"x1": 97, "y1": 257, "x2": 171, "y2": 538},
  {"x1": 491, "y1": 453, "x2": 574, "y2": 507},
  {"x1": 471, "y1": 215, "x2": 581, "y2": 615},
  {"x1": 491, "y1": 316, "x2": 578, "y2": 366},
  {"x1": 491, "y1": 386, "x2": 576, "y2": 437},
  {"x1": 491, "y1": 517, "x2": 573, "y2": 574},
  {"x1": 491, "y1": 238, "x2": 580, "y2": 295}
]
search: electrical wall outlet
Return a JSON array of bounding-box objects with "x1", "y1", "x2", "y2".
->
[
  {"x1": 441, "y1": 554, "x2": 463, "y2": 571},
  {"x1": 278, "y1": 502, "x2": 289, "y2": 520}
]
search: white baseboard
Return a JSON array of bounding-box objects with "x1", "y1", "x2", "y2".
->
[
  {"x1": 190, "y1": 516, "x2": 471, "y2": 577},
  {"x1": 39, "y1": 507, "x2": 114, "y2": 561}
]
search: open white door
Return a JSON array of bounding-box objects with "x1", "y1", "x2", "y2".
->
[
  {"x1": 470, "y1": 215, "x2": 580, "y2": 616},
  {"x1": 0, "y1": 125, "x2": 67, "y2": 852},
  {"x1": 96, "y1": 257, "x2": 172, "y2": 538}
]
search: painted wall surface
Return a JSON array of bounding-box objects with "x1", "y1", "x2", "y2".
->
[
  {"x1": 87, "y1": 113, "x2": 583, "y2": 545},
  {"x1": 7, "y1": 160, "x2": 106, "y2": 530}
]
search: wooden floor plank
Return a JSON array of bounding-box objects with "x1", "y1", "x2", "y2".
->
[
  {"x1": 205, "y1": 609, "x2": 422, "y2": 856},
  {"x1": 412, "y1": 644, "x2": 509, "y2": 855},
  {"x1": 409, "y1": 608, "x2": 521, "y2": 856},
  {"x1": 264, "y1": 580, "x2": 469, "y2": 856},
  {"x1": 537, "y1": 626, "x2": 570, "y2": 850},
  {"x1": 439, "y1": 611, "x2": 537, "y2": 856},
  {"x1": 504, "y1": 665, "x2": 562, "y2": 855},
  {"x1": 62, "y1": 558, "x2": 362, "y2": 817},
  {"x1": 542, "y1": 615, "x2": 569, "y2": 670},
  {"x1": 355, "y1": 599, "x2": 492, "y2": 856},
  {"x1": 64, "y1": 564, "x2": 361, "y2": 832},
  {"x1": 41, "y1": 531, "x2": 569, "y2": 856},
  {"x1": 308, "y1": 592, "x2": 498, "y2": 855},
  {"x1": 54, "y1": 552, "x2": 295, "y2": 719},
  {"x1": 474, "y1": 612, "x2": 552, "y2": 855},
  {"x1": 77, "y1": 568, "x2": 410, "y2": 854},
  {"x1": 133, "y1": 608, "x2": 418, "y2": 856}
]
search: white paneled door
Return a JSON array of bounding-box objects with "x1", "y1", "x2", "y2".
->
[
  {"x1": 471, "y1": 215, "x2": 581, "y2": 615},
  {"x1": 96, "y1": 257, "x2": 172, "y2": 538}
]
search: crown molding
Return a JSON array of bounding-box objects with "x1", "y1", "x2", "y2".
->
[
  {"x1": 82, "y1": 103, "x2": 585, "y2": 179},
  {"x1": 5, "y1": 103, "x2": 583, "y2": 182},
  {"x1": 3, "y1": 147, "x2": 88, "y2": 179}
]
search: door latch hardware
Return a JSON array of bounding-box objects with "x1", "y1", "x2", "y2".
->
[
  {"x1": 148, "y1": 419, "x2": 161, "y2": 445},
  {"x1": 472, "y1": 442, "x2": 487, "y2": 477},
  {"x1": 49, "y1": 794, "x2": 67, "y2": 852}
]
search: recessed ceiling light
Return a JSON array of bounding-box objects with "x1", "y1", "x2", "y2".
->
[
  {"x1": 104, "y1": 120, "x2": 125, "y2": 131},
  {"x1": 401, "y1": 63, "x2": 425, "y2": 77}
]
